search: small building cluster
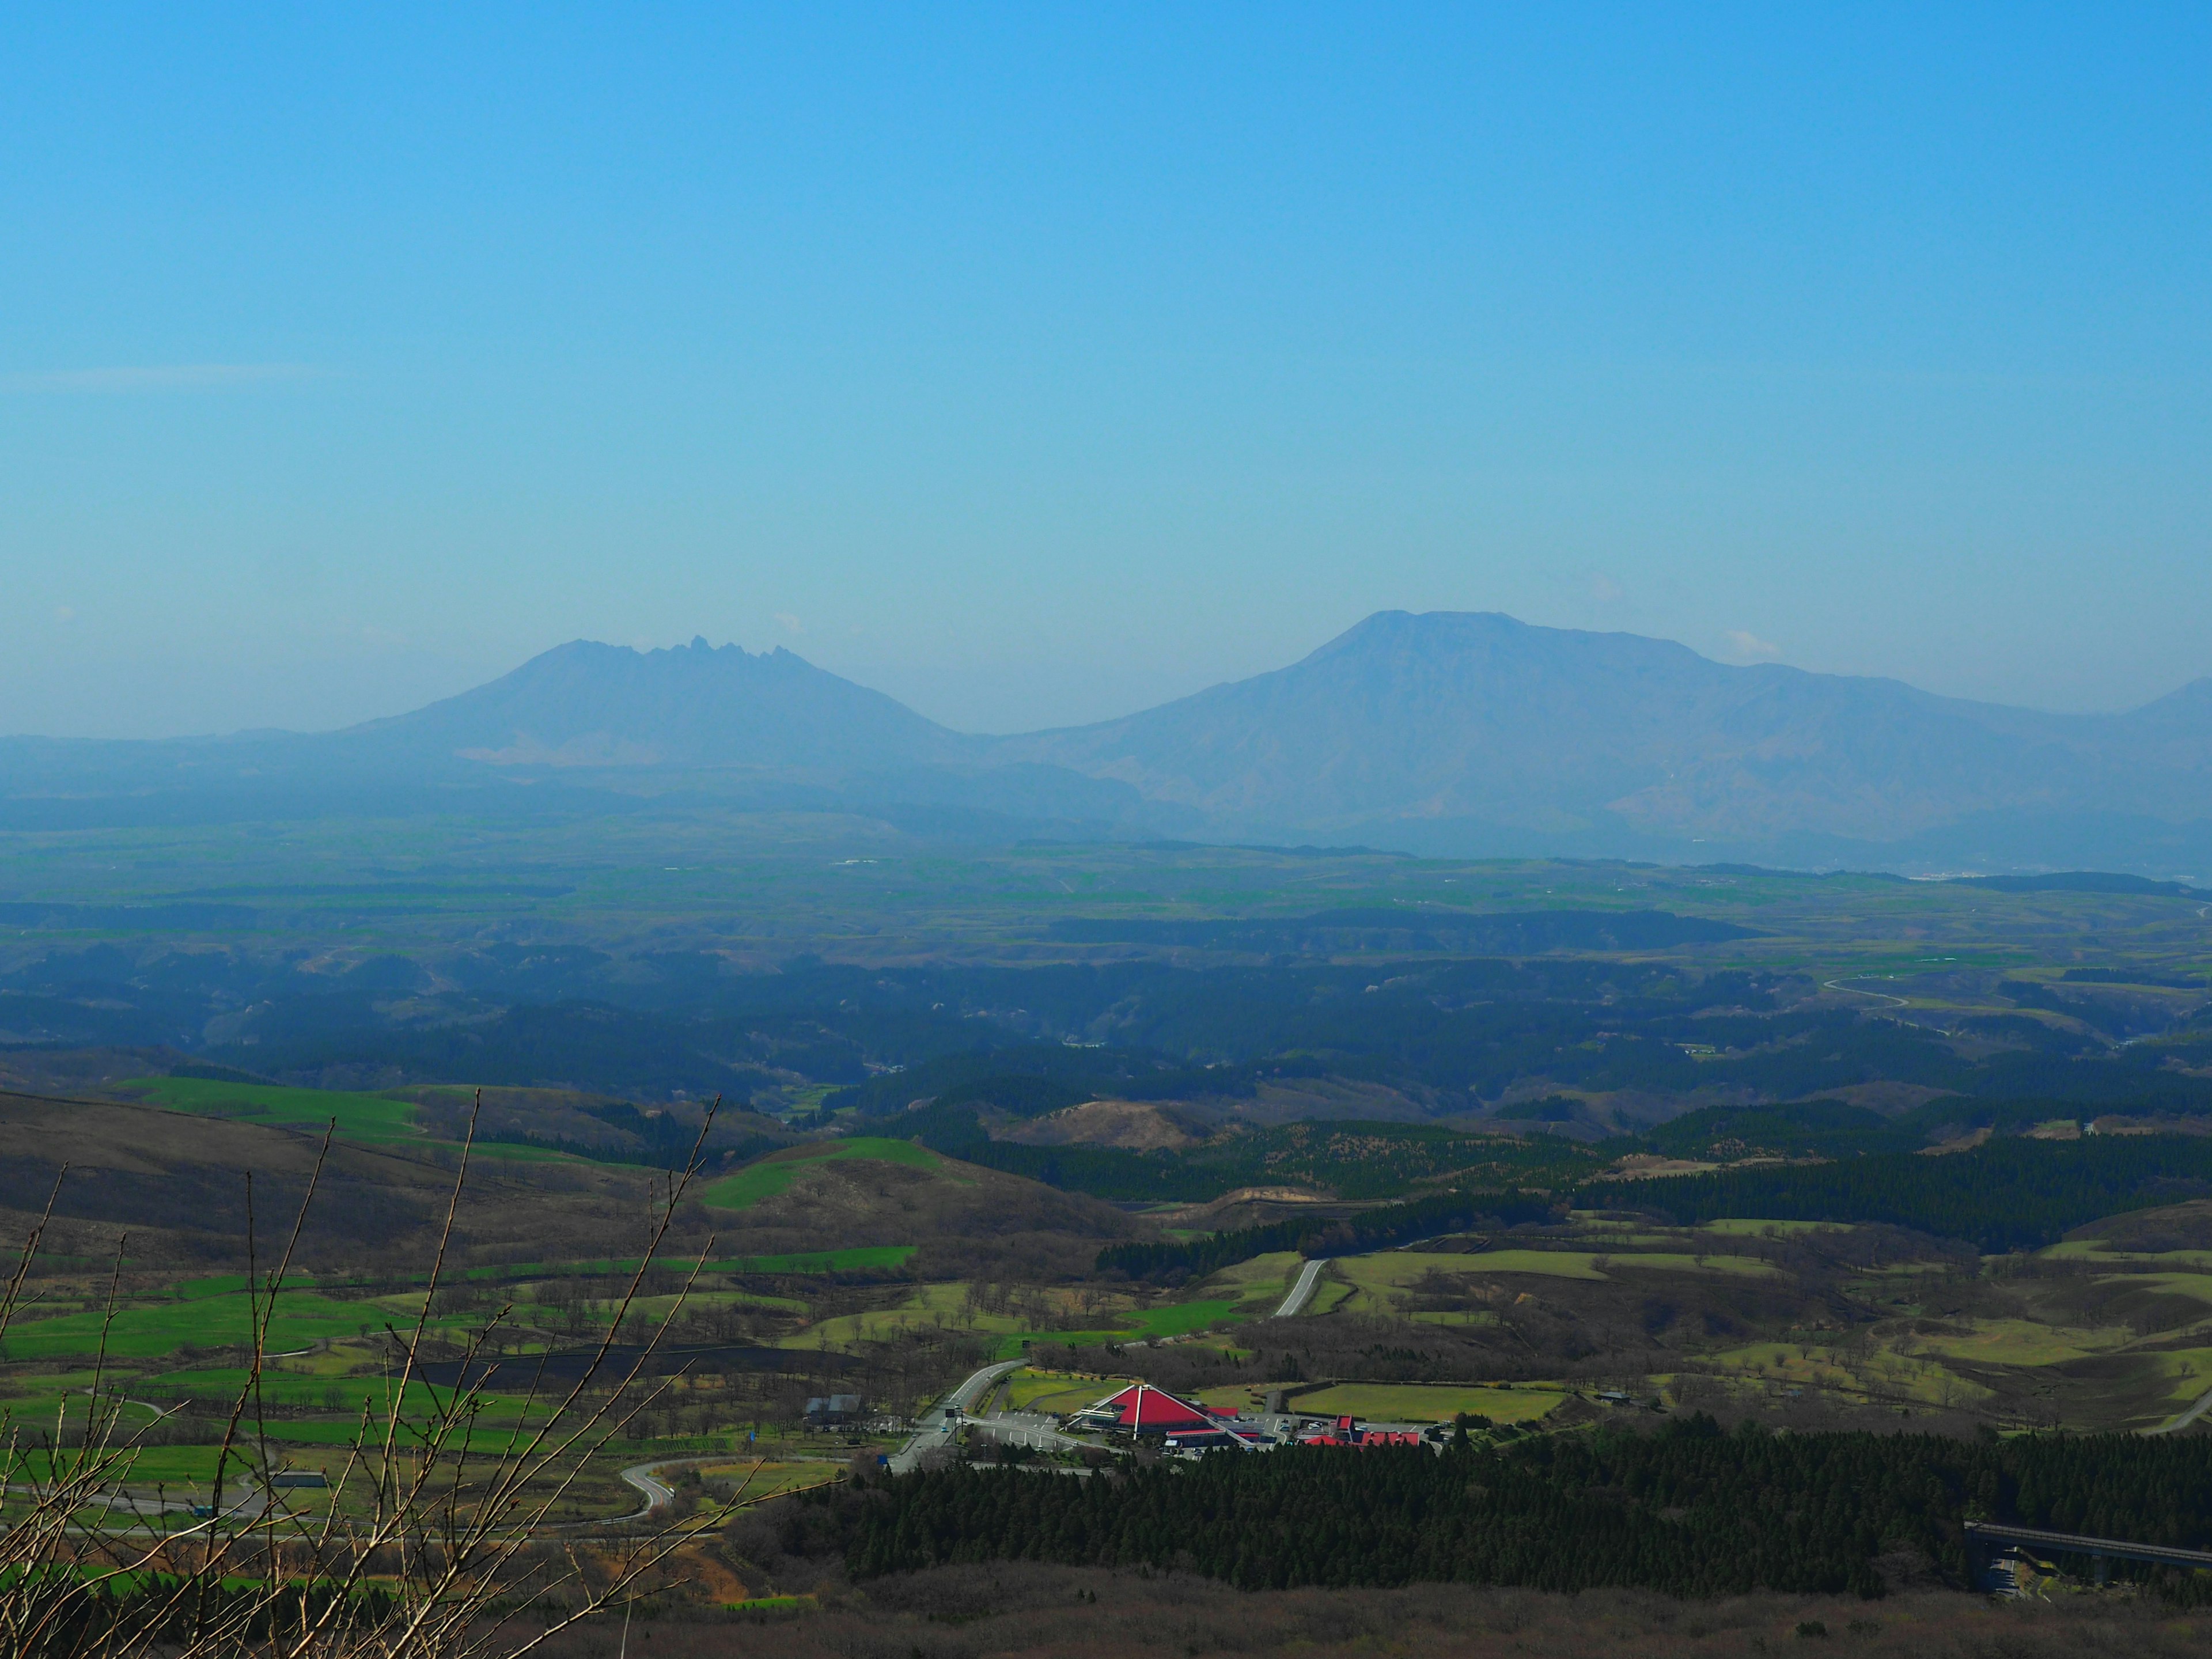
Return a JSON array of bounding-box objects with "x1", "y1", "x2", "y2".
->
[
  {"x1": 1065, "y1": 1381, "x2": 1446, "y2": 1456},
  {"x1": 804, "y1": 1392, "x2": 863, "y2": 1427}
]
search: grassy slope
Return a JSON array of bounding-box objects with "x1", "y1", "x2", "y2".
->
[
  {"x1": 698, "y1": 1138, "x2": 949, "y2": 1210},
  {"x1": 0, "y1": 1288, "x2": 476, "y2": 1361},
  {"x1": 122, "y1": 1076, "x2": 423, "y2": 1143}
]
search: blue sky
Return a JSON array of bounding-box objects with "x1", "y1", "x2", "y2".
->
[{"x1": 5, "y1": 5, "x2": 2209, "y2": 736}]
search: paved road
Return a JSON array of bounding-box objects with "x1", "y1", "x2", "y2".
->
[
  {"x1": 2148, "y1": 1382, "x2": 2212, "y2": 1435},
  {"x1": 615, "y1": 1459, "x2": 683, "y2": 1520},
  {"x1": 1822, "y1": 977, "x2": 1910, "y2": 1009},
  {"x1": 887, "y1": 1358, "x2": 1023, "y2": 1475},
  {"x1": 967, "y1": 1410, "x2": 1090, "y2": 1456},
  {"x1": 1274, "y1": 1259, "x2": 1326, "y2": 1319}
]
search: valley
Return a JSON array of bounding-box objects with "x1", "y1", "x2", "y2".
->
[{"x1": 5, "y1": 837, "x2": 2212, "y2": 1642}]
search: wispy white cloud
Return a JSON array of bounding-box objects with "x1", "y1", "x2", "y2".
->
[
  {"x1": 1726, "y1": 628, "x2": 1782, "y2": 660},
  {"x1": 775, "y1": 612, "x2": 804, "y2": 635},
  {"x1": 0, "y1": 362, "x2": 319, "y2": 393}
]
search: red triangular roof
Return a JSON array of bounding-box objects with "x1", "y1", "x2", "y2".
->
[{"x1": 1092, "y1": 1382, "x2": 1214, "y2": 1431}]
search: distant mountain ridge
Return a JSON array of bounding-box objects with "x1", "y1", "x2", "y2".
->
[
  {"x1": 1003, "y1": 612, "x2": 2212, "y2": 856},
  {"x1": 346, "y1": 636, "x2": 972, "y2": 772},
  {"x1": 5, "y1": 612, "x2": 2211, "y2": 874}
]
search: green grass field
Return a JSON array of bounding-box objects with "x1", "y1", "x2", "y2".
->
[
  {"x1": 9, "y1": 1444, "x2": 231, "y2": 1486},
  {"x1": 146, "y1": 1369, "x2": 516, "y2": 1416},
  {"x1": 1005, "y1": 1369, "x2": 1128, "y2": 1415},
  {"x1": 1120, "y1": 1299, "x2": 1243, "y2": 1339},
  {"x1": 699, "y1": 1139, "x2": 948, "y2": 1210},
  {"x1": 1196, "y1": 1252, "x2": 1303, "y2": 1312},
  {"x1": 0, "y1": 1290, "x2": 389, "y2": 1360},
  {"x1": 122, "y1": 1077, "x2": 423, "y2": 1144},
  {"x1": 1893, "y1": 1317, "x2": 2131, "y2": 1367},
  {"x1": 694, "y1": 1460, "x2": 843, "y2": 1501},
  {"x1": 781, "y1": 1282, "x2": 1002, "y2": 1350},
  {"x1": 0, "y1": 1286, "x2": 482, "y2": 1362}
]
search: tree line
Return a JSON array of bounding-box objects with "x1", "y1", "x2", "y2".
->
[
  {"x1": 832, "y1": 1419, "x2": 2212, "y2": 1601},
  {"x1": 1626, "y1": 1134, "x2": 2212, "y2": 1252}
]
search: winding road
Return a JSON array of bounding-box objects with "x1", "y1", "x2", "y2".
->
[{"x1": 613, "y1": 1459, "x2": 683, "y2": 1520}]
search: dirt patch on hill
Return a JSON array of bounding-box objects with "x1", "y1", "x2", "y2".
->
[
  {"x1": 1000, "y1": 1099, "x2": 1210, "y2": 1151},
  {"x1": 1229, "y1": 1076, "x2": 1435, "y2": 1126},
  {"x1": 1152, "y1": 1185, "x2": 1346, "y2": 1231}
]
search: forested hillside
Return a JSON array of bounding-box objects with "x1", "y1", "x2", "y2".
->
[{"x1": 832, "y1": 1422, "x2": 2212, "y2": 1600}]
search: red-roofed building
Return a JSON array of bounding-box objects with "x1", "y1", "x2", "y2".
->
[{"x1": 1070, "y1": 1382, "x2": 1216, "y2": 1437}]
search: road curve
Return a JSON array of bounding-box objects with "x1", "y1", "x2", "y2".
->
[
  {"x1": 1821, "y1": 978, "x2": 1910, "y2": 1009},
  {"x1": 2148, "y1": 1382, "x2": 2212, "y2": 1435},
  {"x1": 616, "y1": 1460, "x2": 681, "y2": 1518},
  {"x1": 887, "y1": 1358, "x2": 1023, "y2": 1475},
  {"x1": 1274, "y1": 1258, "x2": 1326, "y2": 1319}
]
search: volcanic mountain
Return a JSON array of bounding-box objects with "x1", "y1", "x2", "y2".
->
[{"x1": 7, "y1": 613, "x2": 2211, "y2": 870}]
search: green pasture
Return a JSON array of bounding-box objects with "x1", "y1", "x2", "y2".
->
[
  {"x1": 723, "y1": 1246, "x2": 916, "y2": 1274},
  {"x1": 176, "y1": 1274, "x2": 316, "y2": 1301},
  {"x1": 471, "y1": 1142, "x2": 593, "y2": 1164},
  {"x1": 147, "y1": 1369, "x2": 517, "y2": 1417},
  {"x1": 251, "y1": 1419, "x2": 540, "y2": 1452},
  {"x1": 782, "y1": 1278, "x2": 1241, "y2": 1355},
  {"x1": 0, "y1": 1287, "x2": 467, "y2": 1362},
  {"x1": 121, "y1": 1077, "x2": 422, "y2": 1144},
  {"x1": 1120, "y1": 1299, "x2": 1243, "y2": 1339},
  {"x1": 1198, "y1": 1252, "x2": 1304, "y2": 1310},
  {"x1": 1005, "y1": 1369, "x2": 1127, "y2": 1415},
  {"x1": 608, "y1": 1289, "x2": 808, "y2": 1325},
  {"x1": 1306, "y1": 1279, "x2": 1356, "y2": 1315},
  {"x1": 10, "y1": 1444, "x2": 230, "y2": 1486},
  {"x1": 2042, "y1": 1243, "x2": 2212, "y2": 1270},
  {"x1": 1893, "y1": 1317, "x2": 2130, "y2": 1367},
  {"x1": 700, "y1": 1139, "x2": 947, "y2": 1210},
  {"x1": 695, "y1": 1460, "x2": 843, "y2": 1501},
  {"x1": 2143, "y1": 1349, "x2": 2212, "y2": 1423},
  {"x1": 2128, "y1": 1271, "x2": 2212, "y2": 1308},
  {"x1": 782, "y1": 1282, "x2": 1001, "y2": 1350},
  {"x1": 0, "y1": 1396, "x2": 169, "y2": 1435}
]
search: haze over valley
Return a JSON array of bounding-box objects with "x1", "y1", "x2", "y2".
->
[{"x1": 11, "y1": 610, "x2": 2210, "y2": 876}]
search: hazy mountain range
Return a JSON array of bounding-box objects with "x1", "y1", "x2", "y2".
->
[{"x1": 7, "y1": 612, "x2": 2212, "y2": 875}]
